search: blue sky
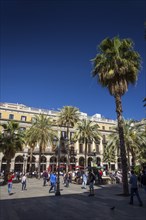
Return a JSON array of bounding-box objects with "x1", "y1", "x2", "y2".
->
[{"x1": 1, "y1": 0, "x2": 146, "y2": 120}]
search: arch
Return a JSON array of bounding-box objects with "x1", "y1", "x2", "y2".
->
[
  {"x1": 70, "y1": 156, "x2": 76, "y2": 171},
  {"x1": 2, "y1": 156, "x2": 7, "y2": 163},
  {"x1": 60, "y1": 156, "x2": 67, "y2": 163},
  {"x1": 97, "y1": 157, "x2": 101, "y2": 166},
  {"x1": 50, "y1": 156, "x2": 57, "y2": 163},
  {"x1": 79, "y1": 157, "x2": 84, "y2": 167},
  {"x1": 70, "y1": 157, "x2": 76, "y2": 163},
  {"x1": 117, "y1": 157, "x2": 122, "y2": 170},
  {"x1": 14, "y1": 155, "x2": 23, "y2": 172},
  {"x1": 49, "y1": 156, "x2": 57, "y2": 172},
  {"x1": 41, "y1": 155, "x2": 47, "y2": 163},
  {"x1": 27, "y1": 156, "x2": 36, "y2": 173},
  {"x1": 88, "y1": 157, "x2": 92, "y2": 166},
  {"x1": 15, "y1": 155, "x2": 23, "y2": 163},
  {"x1": 40, "y1": 156, "x2": 47, "y2": 172},
  {"x1": 27, "y1": 156, "x2": 36, "y2": 163},
  {"x1": 1, "y1": 156, "x2": 8, "y2": 172}
]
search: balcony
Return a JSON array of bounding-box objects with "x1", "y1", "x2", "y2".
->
[
  {"x1": 88, "y1": 152, "x2": 96, "y2": 156},
  {"x1": 70, "y1": 150, "x2": 77, "y2": 156}
]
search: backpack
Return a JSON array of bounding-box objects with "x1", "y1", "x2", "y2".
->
[{"x1": 90, "y1": 173, "x2": 96, "y2": 181}]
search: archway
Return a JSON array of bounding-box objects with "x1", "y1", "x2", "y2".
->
[
  {"x1": 117, "y1": 158, "x2": 122, "y2": 170},
  {"x1": 27, "y1": 156, "x2": 36, "y2": 173},
  {"x1": 79, "y1": 157, "x2": 84, "y2": 168},
  {"x1": 1, "y1": 156, "x2": 7, "y2": 172},
  {"x1": 59, "y1": 156, "x2": 67, "y2": 171},
  {"x1": 41, "y1": 155, "x2": 47, "y2": 172},
  {"x1": 14, "y1": 155, "x2": 23, "y2": 172},
  {"x1": 88, "y1": 157, "x2": 92, "y2": 167},
  {"x1": 70, "y1": 156, "x2": 76, "y2": 171},
  {"x1": 97, "y1": 157, "x2": 101, "y2": 166},
  {"x1": 50, "y1": 156, "x2": 57, "y2": 172}
]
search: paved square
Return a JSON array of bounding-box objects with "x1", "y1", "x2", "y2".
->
[{"x1": 0, "y1": 178, "x2": 146, "y2": 220}]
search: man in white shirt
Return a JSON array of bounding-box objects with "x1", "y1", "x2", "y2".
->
[{"x1": 21, "y1": 174, "x2": 27, "y2": 191}]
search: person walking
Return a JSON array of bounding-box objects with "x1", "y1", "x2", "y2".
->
[
  {"x1": 88, "y1": 170, "x2": 96, "y2": 196},
  {"x1": 42, "y1": 170, "x2": 48, "y2": 186},
  {"x1": 49, "y1": 172, "x2": 57, "y2": 193},
  {"x1": 21, "y1": 173, "x2": 27, "y2": 191},
  {"x1": 64, "y1": 172, "x2": 69, "y2": 187},
  {"x1": 7, "y1": 172, "x2": 15, "y2": 195},
  {"x1": 81, "y1": 171, "x2": 87, "y2": 189},
  {"x1": 129, "y1": 170, "x2": 143, "y2": 206}
]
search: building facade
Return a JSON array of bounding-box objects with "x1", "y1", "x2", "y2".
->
[{"x1": 0, "y1": 102, "x2": 120, "y2": 173}]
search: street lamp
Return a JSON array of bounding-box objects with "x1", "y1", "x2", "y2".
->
[
  {"x1": 53, "y1": 136, "x2": 61, "y2": 196},
  {"x1": 53, "y1": 136, "x2": 69, "y2": 196}
]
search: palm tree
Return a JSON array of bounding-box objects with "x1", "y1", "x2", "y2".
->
[
  {"x1": 57, "y1": 106, "x2": 80, "y2": 172},
  {"x1": 0, "y1": 121, "x2": 25, "y2": 184},
  {"x1": 106, "y1": 120, "x2": 146, "y2": 170},
  {"x1": 91, "y1": 36, "x2": 141, "y2": 195},
  {"x1": 73, "y1": 119, "x2": 100, "y2": 169},
  {"x1": 103, "y1": 145, "x2": 116, "y2": 171},
  {"x1": 28, "y1": 114, "x2": 56, "y2": 178},
  {"x1": 25, "y1": 129, "x2": 37, "y2": 174}
]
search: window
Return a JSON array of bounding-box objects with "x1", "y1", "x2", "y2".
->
[
  {"x1": 102, "y1": 135, "x2": 106, "y2": 144},
  {"x1": 61, "y1": 131, "x2": 66, "y2": 138},
  {"x1": 88, "y1": 144, "x2": 91, "y2": 153},
  {"x1": 9, "y1": 114, "x2": 14, "y2": 120},
  {"x1": 21, "y1": 116, "x2": 27, "y2": 121},
  {"x1": 102, "y1": 126, "x2": 105, "y2": 130},
  {"x1": 96, "y1": 144, "x2": 100, "y2": 154},
  {"x1": 0, "y1": 113, "x2": 1, "y2": 119},
  {"x1": 70, "y1": 132, "x2": 74, "y2": 140},
  {"x1": 70, "y1": 146, "x2": 75, "y2": 155},
  {"x1": 79, "y1": 144, "x2": 83, "y2": 153}
]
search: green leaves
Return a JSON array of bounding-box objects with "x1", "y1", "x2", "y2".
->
[{"x1": 91, "y1": 36, "x2": 141, "y2": 97}]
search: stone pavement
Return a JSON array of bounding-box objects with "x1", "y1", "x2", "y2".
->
[{"x1": 0, "y1": 178, "x2": 146, "y2": 220}]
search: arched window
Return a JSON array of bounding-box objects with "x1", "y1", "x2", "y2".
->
[
  {"x1": 50, "y1": 156, "x2": 57, "y2": 163},
  {"x1": 79, "y1": 157, "x2": 84, "y2": 166}
]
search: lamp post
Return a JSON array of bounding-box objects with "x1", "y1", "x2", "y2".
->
[
  {"x1": 53, "y1": 136, "x2": 61, "y2": 196},
  {"x1": 53, "y1": 136, "x2": 69, "y2": 196}
]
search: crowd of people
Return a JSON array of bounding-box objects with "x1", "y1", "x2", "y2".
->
[{"x1": 2, "y1": 167, "x2": 146, "y2": 201}]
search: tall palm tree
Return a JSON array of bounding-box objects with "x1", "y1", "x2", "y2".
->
[
  {"x1": 25, "y1": 129, "x2": 37, "y2": 174},
  {"x1": 73, "y1": 119, "x2": 100, "y2": 169},
  {"x1": 28, "y1": 114, "x2": 56, "y2": 178},
  {"x1": 0, "y1": 121, "x2": 25, "y2": 183},
  {"x1": 91, "y1": 36, "x2": 141, "y2": 195},
  {"x1": 57, "y1": 106, "x2": 80, "y2": 172}
]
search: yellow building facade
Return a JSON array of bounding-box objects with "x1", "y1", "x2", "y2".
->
[{"x1": 0, "y1": 102, "x2": 119, "y2": 173}]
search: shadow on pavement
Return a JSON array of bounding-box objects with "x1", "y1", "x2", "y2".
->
[{"x1": 0, "y1": 186, "x2": 146, "y2": 220}]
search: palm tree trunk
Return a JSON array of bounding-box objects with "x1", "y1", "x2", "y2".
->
[
  {"x1": 29, "y1": 148, "x2": 33, "y2": 174},
  {"x1": 115, "y1": 94, "x2": 129, "y2": 195},
  {"x1": 84, "y1": 139, "x2": 88, "y2": 170},
  {"x1": 38, "y1": 146, "x2": 42, "y2": 179},
  {"x1": 127, "y1": 146, "x2": 130, "y2": 171},
  {"x1": 66, "y1": 126, "x2": 70, "y2": 172},
  {"x1": 4, "y1": 159, "x2": 11, "y2": 184}
]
